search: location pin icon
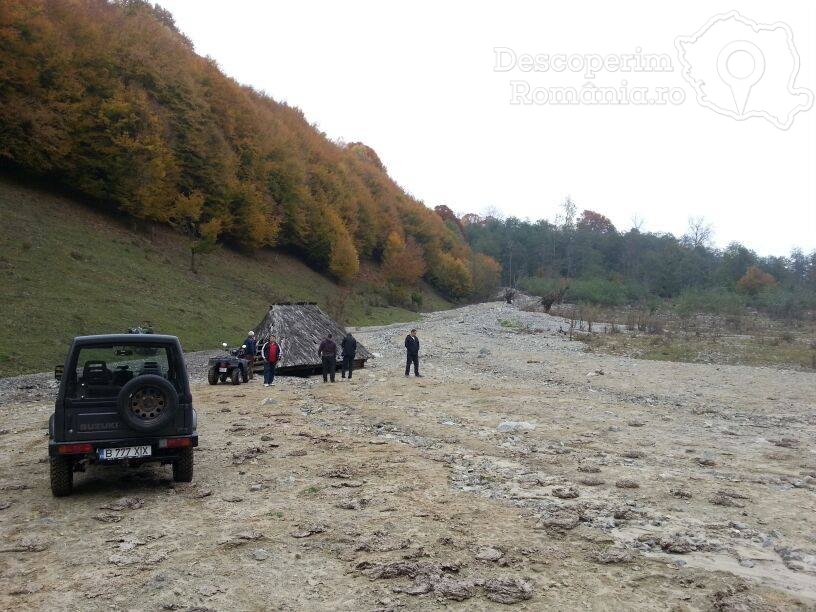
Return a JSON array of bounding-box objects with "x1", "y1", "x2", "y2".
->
[{"x1": 717, "y1": 40, "x2": 765, "y2": 115}]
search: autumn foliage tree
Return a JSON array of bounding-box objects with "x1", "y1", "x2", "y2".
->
[
  {"x1": 434, "y1": 204, "x2": 463, "y2": 235},
  {"x1": 427, "y1": 251, "x2": 473, "y2": 299},
  {"x1": 470, "y1": 253, "x2": 502, "y2": 299},
  {"x1": 327, "y1": 215, "x2": 360, "y2": 283},
  {"x1": 381, "y1": 232, "x2": 425, "y2": 285},
  {"x1": 736, "y1": 266, "x2": 777, "y2": 295},
  {"x1": 169, "y1": 191, "x2": 220, "y2": 273},
  {"x1": 577, "y1": 210, "x2": 616, "y2": 234}
]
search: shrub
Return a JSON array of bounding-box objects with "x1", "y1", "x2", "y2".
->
[
  {"x1": 517, "y1": 277, "x2": 560, "y2": 297},
  {"x1": 386, "y1": 283, "x2": 410, "y2": 307},
  {"x1": 325, "y1": 289, "x2": 351, "y2": 325},
  {"x1": 674, "y1": 289, "x2": 745, "y2": 317},
  {"x1": 579, "y1": 305, "x2": 601, "y2": 333},
  {"x1": 749, "y1": 287, "x2": 816, "y2": 321},
  {"x1": 517, "y1": 276, "x2": 643, "y2": 306}
]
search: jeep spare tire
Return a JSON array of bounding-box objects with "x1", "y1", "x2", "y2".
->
[{"x1": 117, "y1": 375, "x2": 178, "y2": 433}]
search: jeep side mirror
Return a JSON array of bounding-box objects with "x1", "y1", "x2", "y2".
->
[
  {"x1": 54, "y1": 365, "x2": 64, "y2": 381},
  {"x1": 242, "y1": 344, "x2": 247, "y2": 349},
  {"x1": 222, "y1": 342, "x2": 227, "y2": 349}
]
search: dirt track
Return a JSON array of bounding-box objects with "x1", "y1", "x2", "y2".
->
[{"x1": 1, "y1": 302, "x2": 815, "y2": 610}]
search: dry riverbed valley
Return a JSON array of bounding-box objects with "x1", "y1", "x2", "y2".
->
[{"x1": 0, "y1": 302, "x2": 814, "y2": 610}]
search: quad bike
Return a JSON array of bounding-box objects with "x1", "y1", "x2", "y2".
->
[{"x1": 207, "y1": 343, "x2": 251, "y2": 385}]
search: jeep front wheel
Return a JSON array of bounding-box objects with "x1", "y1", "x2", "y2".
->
[
  {"x1": 172, "y1": 447, "x2": 194, "y2": 482},
  {"x1": 207, "y1": 367, "x2": 218, "y2": 385},
  {"x1": 230, "y1": 367, "x2": 240, "y2": 385},
  {"x1": 50, "y1": 456, "x2": 73, "y2": 497}
]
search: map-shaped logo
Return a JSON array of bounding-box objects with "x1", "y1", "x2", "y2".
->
[{"x1": 676, "y1": 11, "x2": 813, "y2": 129}]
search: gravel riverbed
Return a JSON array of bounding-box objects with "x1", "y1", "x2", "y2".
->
[{"x1": 1, "y1": 302, "x2": 814, "y2": 610}]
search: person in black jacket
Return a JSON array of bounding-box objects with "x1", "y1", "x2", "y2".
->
[
  {"x1": 318, "y1": 333, "x2": 337, "y2": 383},
  {"x1": 404, "y1": 328, "x2": 421, "y2": 377},
  {"x1": 340, "y1": 333, "x2": 357, "y2": 379},
  {"x1": 243, "y1": 331, "x2": 257, "y2": 380}
]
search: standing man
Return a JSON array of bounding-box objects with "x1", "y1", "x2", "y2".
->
[
  {"x1": 244, "y1": 330, "x2": 257, "y2": 380},
  {"x1": 340, "y1": 332, "x2": 357, "y2": 379},
  {"x1": 318, "y1": 333, "x2": 337, "y2": 383},
  {"x1": 404, "y1": 328, "x2": 421, "y2": 377},
  {"x1": 261, "y1": 334, "x2": 282, "y2": 387}
]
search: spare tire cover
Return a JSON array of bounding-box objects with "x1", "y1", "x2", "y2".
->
[{"x1": 117, "y1": 374, "x2": 178, "y2": 433}]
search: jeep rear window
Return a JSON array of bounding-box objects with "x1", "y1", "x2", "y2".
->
[{"x1": 68, "y1": 344, "x2": 179, "y2": 399}]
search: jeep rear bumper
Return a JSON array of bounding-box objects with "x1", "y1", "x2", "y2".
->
[{"x1": 48, "y1": 434, "x2": 198, "y2": 460}]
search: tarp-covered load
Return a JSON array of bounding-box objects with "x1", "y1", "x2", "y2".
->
[{"x1": 252, "y1": 302, "x2": 372, "y2": 375}]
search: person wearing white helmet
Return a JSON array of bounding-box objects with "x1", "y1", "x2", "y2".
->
[{"x1": 243, "y1": 330, "x2": 257, "y2": 380}]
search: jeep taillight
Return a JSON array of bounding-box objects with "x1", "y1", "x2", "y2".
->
[
  {"x1": 58, "y1": 443, "x2": 93, "y2": 454},
  {"x1": 159, "y1": 437, "x2": 191, "y2": 449}
]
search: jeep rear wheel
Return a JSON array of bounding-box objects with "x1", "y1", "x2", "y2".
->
[
  {"x1": 207, "y1": 367, "x2": 218, "y2": 385},
  {"x1": 230, "y1": 367, "x2": 240, "y2": 385},
  {"x1": 50, "y1": 456, "x2": 73, "y2": 497},
  {"x1": 172, "y1": 447, "x2": 194, "y2": 482}
]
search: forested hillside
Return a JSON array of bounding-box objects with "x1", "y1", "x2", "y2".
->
[
  {"x1": 0, "y1": 0, "x2": 499, "y2": 300},
  {"x1": 461, "y1": 201, "x2": 816, "y2": 316}
]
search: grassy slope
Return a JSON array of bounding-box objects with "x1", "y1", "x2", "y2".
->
[{"x1": 0, "y1": 179, "x2": 450, "y2": 376}]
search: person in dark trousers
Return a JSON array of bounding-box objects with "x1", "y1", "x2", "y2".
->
[
  {"x1": 261, "y1": 335, "x2": 282, "y2": 386},
  {"x1": 340, "y1": 332, "x2": 357, "y2": 379},
  {"x1": 318, "y1": 333, "x2": 337, "y2": 382},
  {"x1": 404, "y1": 328, "x2": 421, "y2": 377},
  {"x1": 244, "y1": 331, "x2": 257, "y2": 379}
]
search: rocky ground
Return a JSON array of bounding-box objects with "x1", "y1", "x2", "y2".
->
[{"x1": 0, "y1": 302, "x2": 814, "y2": 610}]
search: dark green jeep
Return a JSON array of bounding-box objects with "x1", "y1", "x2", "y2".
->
[{"x1": 49, "y1": 334, "x2": 198, "y2": 496}]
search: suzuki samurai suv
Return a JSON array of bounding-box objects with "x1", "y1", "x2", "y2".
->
[{"x1": 49, "y1": 334, "x2": 198, "y2": 496}]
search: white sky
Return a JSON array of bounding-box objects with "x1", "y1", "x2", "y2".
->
[{"x1": 156, "y1": 0, "x2": 816, "y2": 257}]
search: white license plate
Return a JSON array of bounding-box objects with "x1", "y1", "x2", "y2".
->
[
  {"x1": 98, "y1": 446, "x2": 152, "y2": 460},
  {"x1": 219, "y1": 367, "x2": 228, "y2": 372}
]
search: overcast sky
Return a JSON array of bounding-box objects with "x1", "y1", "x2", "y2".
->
[{"x1": 156, "y1": 0, "x2": 815, "y2": 257}]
